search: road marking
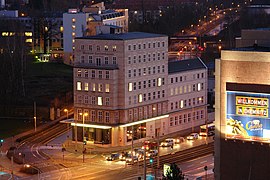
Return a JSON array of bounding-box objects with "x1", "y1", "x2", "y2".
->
[
  {"x1": 200, "y1": 160, "x2": 207, "y2": 164},
  {"x1": 77, "y1": 167, "x2": 87, "y2": 170}
]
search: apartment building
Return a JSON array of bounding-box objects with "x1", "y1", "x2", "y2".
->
[
  {"x1": 63, "y1": 2, "x2": 128, "y2": 65},
  {"x1": 72, "y1": 32, "x2": 208, "y2": 147},
  {"x1": 167, "y1": 59, "x2": 208, "y2": 135}
]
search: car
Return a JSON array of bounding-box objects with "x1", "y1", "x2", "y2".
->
[
  {"x1": 119, "y1": 152, "x2": 129, "y2": 161},
  {"x1": 174, "y1": 137, "x2": 185, "y2": 144},
  {"x1": 133, "y1": 148, "x2": 144, "y2": 159},
  {"x1": 207, "y1": 131, "x2": 215, "y2": 136},
  {"x1": 142, "y1": 141, "x2": 158, "y2": 150},
  {"x1": 106, "y1": 153, "x2": 120, "y2": 161},
  {"x1": 126, "y1": 155, "x2": 138, "y2": 164},
  {"x1": 146, "y1": 150, "x2": 158, "y2": 157},
  {"x1": 187, "y1": 133, "x2": 199, "y2": 140},
  {"x1": 160, "y1": 138, "x2": 174, "y2": 147}
]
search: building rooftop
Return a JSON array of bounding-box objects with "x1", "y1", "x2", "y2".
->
[
  {"x1": 168, "y1": 58, "x2": 207, "y2": 74},
  {"x1": 232, "y1": 45, "x2": 270, "y2": 52},
  {"x1": 76, "y1": 32, "x2": 167, "y2": 40}
]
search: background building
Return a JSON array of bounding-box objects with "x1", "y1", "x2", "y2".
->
[
  {"x1": 215, "y1": 46, "x2": 270, "y2": 179},
  {"x1": 72, "y1": 32, "x2": 208, "y2": 147},
  {"x1": 236, "y1": 28, "x2": 270, "y2": 48},
  {"x1": 63, "y1": 2, "x2": 128, "y2": 65}
]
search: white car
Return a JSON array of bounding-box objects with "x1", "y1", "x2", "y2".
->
[
  {"x1": 160, "y1": 138, "x2": 174, "y2": 147},
  {"x1": 187, "y1": 133, "x2": 199, "y2": 140},
  {"x1": 126, "y1": 155, "x2": 138, "y2": 164},
  {"x1": 174, "y1": 137, "x2": 185, "y2": 144}
]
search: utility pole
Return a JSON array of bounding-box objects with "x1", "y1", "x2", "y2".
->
[
  {"x1": 34, "y1": 101, "x2": 36, "y2": 132},
  {"x1": 157, "y1": 130, "x2": 160, "y2": 169},
  {"x1": 131, "y1": 125, "x2": 134, "y2": 164},
  {"x1": 144, "y1": 149, "x2": 146, "y2": 180}
]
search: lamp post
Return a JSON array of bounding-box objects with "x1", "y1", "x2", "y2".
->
[
  {"x1": 80, "y1": 112, "x2": 88, "y2": 163},
  {"x1": 64, "y1": 109, "x2": 69, "y2": 132},
  {"x1": 64, "y1": 109, "x2": 68, "y2": 119},
  {"x1": 34, "y1": 101, "x2": 36, "y2": 132}
]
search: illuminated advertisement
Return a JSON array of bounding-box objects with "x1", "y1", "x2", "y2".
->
[{"x1": 226, "y1": 91, "x2": 270, "y2": 142}]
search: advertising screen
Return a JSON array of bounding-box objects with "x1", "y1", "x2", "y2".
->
[{"x1": 226, "y1": 91, "x2": 270, "y2": 142}]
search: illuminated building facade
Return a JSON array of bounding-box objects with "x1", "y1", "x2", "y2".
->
[
  {"x1": 63, "y1": 2, "x2": 128, "y2": 65},
  {"x1": 73, "y1": 32, "x2": 208, "y2": 147},
  {"x1": 215, "y1": 47, "x2": 270, "y2": 179},
  {"x1": 167, "y1": 59, "x2": 208, "y2": 135}
]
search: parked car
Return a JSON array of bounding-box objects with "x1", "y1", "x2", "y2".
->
[
  {"x1": 106, "y1": 153, "x2": 120, "y2": 161},
  {"x1": 187, "y1": 133, "x2": 199, "y2": 140},
  {"x1": 174, "y1": 137, "x2": 185, "y2": 144},
  {"x1": 160, "y1": 138, "x2": 174, "y2": 147},
  {"x1": 126, "y1": 155, "x2": 138, "y2": 164}
]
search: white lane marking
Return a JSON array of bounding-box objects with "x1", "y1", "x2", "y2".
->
[{"x1": 200, "y1": 160, "x2": 207, "y2": 164}]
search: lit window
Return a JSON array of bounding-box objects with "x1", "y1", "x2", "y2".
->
[
  {"x1": 98, "y1": 84, "x2": 103, "y2": 92},
  {"x1": 72, "y1": 18, "x2": 76, "y2": 22},
  {"x1": 158, "y1": 78, "x2": 162, "y2": 87},
  {"x1": 180, "y1": 100, "x2": 184, "y2": 108},
  {"x1": 25, "y1": 32, "x2": 32, "y2": 36},
  {"x1": 105, "y1": 84, "x2": 110, "y2": 92},
  {"x1": 104, "y1": 45, "x2": 108, "y2": 51},
  {"x1": 84, "y1": 83, "x2": 89, "y2": 91},
  {"x1": 198, "y1": 83, "x2": 201, "y2": 91},
  {"x1": 77, "y1": 69, "x2": 81, "y2": 77},
  {"x1": 128, "y1": 83, "x2": 132, "y2": 92},
  {"x1": 72, "y1": 32, "x2": 75, "y2": 36},
  {"x1": 138, "y1": 94, "x2": 143, "y2": 103},
  {"x1": 77, "y1": 82, "x2": 82, "y2": 91},
  {"x1": 112, "y1": 46, "x2": 116, "y2": 51},
  {"x1": 92, "y1": 83, "x2": 96, "y2": 91},
  {"x1": 26, "y1": 39, "x2": 32, "y2": 43},
  {"x1": 72, "y1": 25, "x2": 75, "y2": 29},
  {"x1": 98, "y1": 97, "x2": 103, "y2": 106}
]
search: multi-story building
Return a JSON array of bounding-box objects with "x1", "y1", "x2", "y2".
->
[
  {"x1": 167, "y1": 59, "x2": 208, "y2": 135},
  {"x1": 72, "y1": 32, "x2": 207, "y2": 147},
  {"x1": 63, "y1": 2, "x2": 128, "y2": 65},
  {"x1": 215, "y1": 46, "x2": 270, "y2": 179}
]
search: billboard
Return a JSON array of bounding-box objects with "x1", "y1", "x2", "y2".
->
[{"x1": 226, "y1": 91, "x2": 270, "y2": 142}]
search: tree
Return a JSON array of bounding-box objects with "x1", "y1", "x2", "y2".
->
[{"x1": 164, "y1": 163, "x2": 185, "y2": 180}]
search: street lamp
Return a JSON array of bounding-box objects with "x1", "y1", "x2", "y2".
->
[
  {"x1": 64, "y1": 109, "x2": 69, "y2": 132},
  {"x1": 34, "y1": 101, "x2": 36, "y2": 132},
  {"x1": 80, "y1": 112, "x2": 88, "y2": 163},
  {"x1": 64, "y1": 109, "x2": 68, "y2": 119}
]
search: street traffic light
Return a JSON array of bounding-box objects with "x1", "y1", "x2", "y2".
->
[{"x1": 149, "y1": 158, "x2": 154, "y2": 164}]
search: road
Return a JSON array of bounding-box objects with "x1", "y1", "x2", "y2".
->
[{"x1": 179, "y1": 154, "x2": 214, "y2": 179}]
